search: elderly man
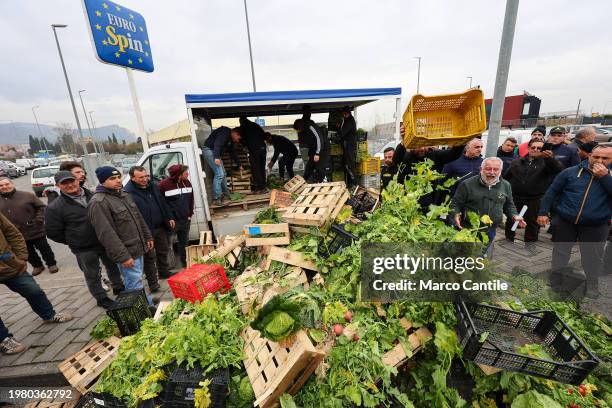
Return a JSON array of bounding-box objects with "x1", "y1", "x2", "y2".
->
[
  {"x1": 568, "y1": 127, "x2": 597, "y2": 156},
  {"x1": 451, "y1": 157, "x2": 525, "y2": 255},
  {"x1": 88, "y1": 166, "x2": 154, "y2": 299},
  {"x1": 0, "y1": 177, "x2": 58, "y2": 276},
  {"x1": 538, "y1": 145, "x2": 612, "y2": 298}
]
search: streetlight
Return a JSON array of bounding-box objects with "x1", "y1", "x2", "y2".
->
[
  {"x1": 31, "y1": 105, "x2": 49, "y2": 152},
  {"x1": 51, "y1": 24, "x2": 88, "y2": 156},
  {"x1": 414, "y1": 57, "x2": 422, "y2": 94},
  {"x1": 78, "y1": 90, "x2": 98, "y2": 153},
  {"x1": 467, "y1": 76, "x2": 473, "y2": 88},
  {"x1": 89, "y1": 111, "x2": 105, "y2": 154},
  {"x1": 243, "y1": 0, "x2": 257, "y2": 92}
]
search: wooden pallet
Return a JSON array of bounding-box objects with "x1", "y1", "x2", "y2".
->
[
  {"x1": 58, "y1": 337, "x2": 121, "y2": 394},
  {"x1": 244, "y1": 223, "x2": 290, "y2": 247},
  {"x1": 210, "y1": 193, "x2": 270, "y2": 212},
  {"x1": 199, "y1": 234, "x2": 245, "y2": 268},
  {"x1": 242, "y1": 328, "x2": 325, "y2": 408},
  {"x1": 381, "y1": 319, "x2": 432, "y2": 368},
  {"x1": 265, "y1": 246, "x2": 319, "y2": 272},
  {"x1": 283, "y1": 175, "x2": 306, "y2": 194},
  {"x1": 269, "y1": 189, "x2": 294, "y2": 208},
  {"x1": 282, "y1": 182, "x2": 349, "y2": 227},
  {"x1": 23, "y1": 400, "x2": 78, "y2": 408}
]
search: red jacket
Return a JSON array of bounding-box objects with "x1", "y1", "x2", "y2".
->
[{"x1": 158, "y1": 164, "x2": 194, "y2": 221}]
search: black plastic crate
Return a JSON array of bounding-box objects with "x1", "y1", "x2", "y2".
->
[
  {"x1": 346, "y1": 190, "x2": 377, "y2": 219},
  {"x1": 106, "y1": 289, "x2": 152, "y2": 336},
  {"x1": 163, "y1": 364, "x2": 229, "y2": 407},
  {"x1": 75, "y1": 392, "x2": 127, "y2": 408},
  {"x1": 319, "y1": 224, "x2": 358, "y2": 257},
  {"x1": 455, "y1": 299, "x2": 599, "y2": 385}
]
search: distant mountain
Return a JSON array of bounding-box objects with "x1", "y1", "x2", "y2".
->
[{"x1": 0, "y1": 122, "x2": 136, "y2": 145}]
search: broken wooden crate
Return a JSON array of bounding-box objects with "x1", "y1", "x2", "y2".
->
[
  {"x1": 197, "y1": 234, "x2": 245, "y2": 268},
  {"x1": 283, "y1": 175, "x2": 306, "y2": 194},
  {"x1": 244, "y1": 223, "x2": 290, "y2": 247},
  {"x1": 263, "y1": 246, "x2": 320, "y2": 272},
  {"x1": 242, "y1": 328, "x2": 325, "y2": 408},
  {"x1": 381, "y1": 318, "x2": 432, "y2": 368},
  {"x1": 186, "y1": 231, "x2": 217, "y2": 267},
  {"x1": 269, "y1": 189, "x2": 294, "y2": 208},
  {"x1": 282, "y1": 182, "x2": 350, "y2": 227},
  {"x1": 58, "y1": 337, "x2": 121, "y2": 394}
]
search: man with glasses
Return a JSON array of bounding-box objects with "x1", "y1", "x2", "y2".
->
[
  {"x1": 45, "y1": 171, "x2": 124, "y2": 309},
  {"x1": 503, "y1": 139, "x2": 563, "y2": 253},
  {"x1": 125, "y1": 166, "x2": 176, "y2": 291},
  {"x1": 88, "y1": 167, "x2": 154, "y2": 299}
]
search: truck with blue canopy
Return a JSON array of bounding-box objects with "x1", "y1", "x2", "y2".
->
[{"x1": 129, "y1": 87, "x2": 402, "y2": 239}]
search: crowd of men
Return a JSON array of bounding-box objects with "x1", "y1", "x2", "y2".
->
[
  {"x1": 0, "y1": 160, "x2": 197, "y2": 355},
  {"x1": 381, "y1": 125, "x2": 611, "y2": 299}
]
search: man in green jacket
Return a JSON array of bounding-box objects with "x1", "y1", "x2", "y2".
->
[{"x1": 450, "y1": 157, "x2": 525, "y2": 255}]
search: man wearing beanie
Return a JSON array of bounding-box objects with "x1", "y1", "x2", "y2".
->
[
  {"x1": 88, "y1": 166, "x2": 154, "y2": 299},
  {"x1": 518, "y1": 125, "x2": 546, "y2": 157}
]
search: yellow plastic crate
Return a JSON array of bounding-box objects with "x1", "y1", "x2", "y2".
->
[
  {"x1": 402, "y1": 89, "x2": 487, "y2": 148},
  {"x1": 358, "y1": 141, "x2": 368, "y2": 153},
  {"x1": 330, "y1": 144, "x2": 342, "y2": 156},
  {"x1": 357, "y1": 157, "x2": 381, "y2": 175}
]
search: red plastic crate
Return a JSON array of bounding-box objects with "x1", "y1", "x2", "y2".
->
[{"x1": 167, "y1": 264, "x2": 230, "y2": 303}]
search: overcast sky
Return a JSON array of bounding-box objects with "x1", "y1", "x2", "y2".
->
[{"x1": 1, "y1": 0, "x2": 611, "y2": 134}]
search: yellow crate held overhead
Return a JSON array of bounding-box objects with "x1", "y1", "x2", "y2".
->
[
  {"x1": 402, "y1": 89, "x2": 487, "y2": 148},
  {"x1": 357, "y1": 157, "x2": 381, "y2": 175},
  {"x1": 358, "y1": 141, "x2": 368, "y2": 153}
]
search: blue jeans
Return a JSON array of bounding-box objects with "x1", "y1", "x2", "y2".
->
[
  {"x1": 1, "y1": 273, "x2": 56, "y2": 341},
  {"x1": 116, "y1": 256, "x2": 152, "y2": 304},
  {"x1": 202, "y1": 147, "x2": 229, "y2": 200}
]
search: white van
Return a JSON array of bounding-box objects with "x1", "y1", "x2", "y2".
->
[
  {"x1": 16, "y1": 158, "x2": 35, "y2": 170},
  {"x1": 31, "y1": 166, "x2": 60, "y2": 197}
]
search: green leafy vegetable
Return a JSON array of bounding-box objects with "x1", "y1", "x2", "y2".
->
[{"x1": 250, "y1": 295, "x2": 302, "y2": 342}]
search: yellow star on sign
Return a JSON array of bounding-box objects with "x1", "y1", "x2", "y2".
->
[
  {"x1": 115, "y1": 52, "x2": 120, "y2": 58},
  {"x1": 139, "y1": 26, "x2": 144, "y2": 32},
  {"x1": 129, "y1": 14, "x2": 134, "y2": 19},
  {"x1": 145, "y1": 52, "x2": 149, "y2": 57},
  {"x1": 95, "y1": 24, "x2": 102, "y2": 30},
  {"x1": 138, "y1": 57, "x2": 143, "y2": 63},
  {"x1": 95, "y1": 10, "x2": 102, "y2": 17},
  {"x1": 144, "y1": 40, "x2": 149, "y2": 45},
  {"x1": 128, "y1": 59, "x2": 132, "y2": 64},
  {"x1": 102, "y1": 3, "x2": 108, "y2": 9},
  {"x1": 115, "y1": 5, "x2": 121, "y2": 11},
  {"x1": 102, "y1": 40, "x2": 108, "y2": 45}
]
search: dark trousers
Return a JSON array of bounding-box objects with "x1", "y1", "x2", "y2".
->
[
  {"x1": 601, "y1": 239, "x2": 612, "y2": 276},
  {"x1": 144, "y1": 226, "x2": 171, "y2": 286},
  {"x1": 551, "y1": 216, "x2": 609, "y2": 283},
  {"x1": 306, "y1": 154, "x2": 331, "y2": 183},
  {"x1": 504, "y1": 196, "x2": 541, "y2": 242},
  {"x1": 175, "y1": 219, "x2": 191, "y2": 267},
  {"x1": 1, "y1": 273, "x2": 56, "y2": 341},
  {"x1": 75, "y1": 248, "x2": 123, "y2": 300},
  {"x1": 343, "y1": 139, "x2": 357, "y2": 187},
  {"x1": 249, "y1": 146, "x2": 267, "y2": 191},
  {"x1": 278, "y1": 154, "x2": 296, "y2": 179},
  {"x1": 26, "y1": 237, "x2": 56, "y2": 268}
]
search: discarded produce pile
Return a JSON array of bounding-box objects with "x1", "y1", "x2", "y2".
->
[{"x1": 73, "y1": 162, "x2": 611, "y2": 408}]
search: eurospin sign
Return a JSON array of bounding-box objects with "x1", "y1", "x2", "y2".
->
[{"x1": 82, "y1": 0, "x2": 154, "y2": 72}]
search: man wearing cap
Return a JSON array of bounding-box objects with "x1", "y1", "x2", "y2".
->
[
  {"x1": 547, "y1": 126, "x2": 580, "y2": 169},
  {"x1": 518, "y1": 126, "x2": 546, "y2": 157},
  {"x1": 45, "y1": 171, "x2": 124, "y2": 309},
  {"x1": 88, "y1": 166, "x2": 154, "y2": 296}
]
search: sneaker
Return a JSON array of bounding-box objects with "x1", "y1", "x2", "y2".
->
[
  {"x1": 48, "y1": 265, "x2": 59, "y2": 274},
  {"x1": 0, "y1": 337, "x2": 25, "y2": 355},
  {"x1": 97, "y1": 297, "x2": 117, "y2": 310},
  {"x1": 31, "y1": 266, "x2": 45, "y2": 276},
  {"x1": 44, "y1": 312, "x2": 73, "y2": 323},
  {"x1": 212, "y1": 199, "x2": 222, "y2": 206}
]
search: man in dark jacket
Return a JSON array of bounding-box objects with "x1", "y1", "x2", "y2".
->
[
  {"x1": 568, "y1": 127, "x2": 596, "y2": 155},
  {"x1": 202, "y1": 126, "x2": 242, "y2": 205},
  {"x1": 496, "y1": 137, "x2": 517, "y2": 175},
  {"x1": 265, "y1": 132, "x2": 298, "y2": 180},
  {"x1": 380, "y1": 147, "x2": 397, "y2": 190},
  {"x1": 537, "y1": 145, "x2": 612, "y2": 298},
  {"x1": 125, "y1": 166, "x2": 176, "y2": 290},
  {"x1": 503, "y1": 139, "x2": 564, "y2": 251},
  {"x1": 442, "y1": 139, "x2": 484, "y2": 182},
  {"x1": 88, "y1": 166, "x2": 154, "y2": 299},
  {"x1": 239, "y1": 116, "x2": 268, "y2": 193},
  {"x1": 0, "y1": 212, "x2": 72, "y2": 355},
  {"x1": 339, "y1": 106, "x2": 358, "y2": 188},
  {"x1": 547, "y1": 126, "x2": 580, "y2": 168},
  {"x1": 293, "y1": 119, "x2": 331, "y2": 182},
  {"x1": 0, "y1": 177, "x2": 58, "y2": 276},
  {"x1": 159, "y1": 164, "x2": 194, "y2": 267},
  {"x1": 45, "y1": 171, "x2": 123, "y2": 309}
]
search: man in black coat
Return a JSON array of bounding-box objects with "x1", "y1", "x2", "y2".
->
[
  {"x1": 45, "y1": 171, "x2": 124, "y2": 309},
  {"x1": 380, "y1": 147, "x2": 398, "y2": 190},
  {"x1": 239, "y1": 116, "x2": 268, "y2": 193},
  {"x1": 265, "y1": 132, "x2": 298, "y2": 180},
  {"x1": 293, "y1": 119, "x2": 331, "y2": 182},
  {"x1": 125, "y1": 166, "x2": 176, "y2": 290},
  {"x1": 339, "y1": 106, "x2": 357, "y2": 188}
]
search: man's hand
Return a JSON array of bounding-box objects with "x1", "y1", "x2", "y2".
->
[
  {"x1": 122, "y1": 258, "x2": 135, "y2": 268},
  {"x1": 313, "y1": 154, "x2": 320, "y2": 163},
  {"x1": 147, "y1": 240, "x2": 154, "y2": 251},
  {"x1": 168, "y1": 219, "x2": 176, "y2": 229},
  {"x1": 513, "y1": 216, "x2": 527, "y2": 229},
  {"x1": 400, "y1": 122, "x2": 405, "y2": 138},
  {"x1": 214, "y1": 158, "x2": 221, "y2": 166},
  {"x1": 454, "y1": 214, "x2": 462, "y2": 229},
  {"x1": 541, "y1": 150, "x2": 554, "y2": 158},
  {"x1": 592, "y1": 163, "x2": 609, "y2": 178},
  {"x1": 537, "y1": 215, "x2": 549, "y2": 227}
]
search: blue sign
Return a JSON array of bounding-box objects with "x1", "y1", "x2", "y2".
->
[
  {"x1": 82, "y1": 0, "x2": 153, "y2": 72},
  {"x1": 255, "y1": 118, "x2": 265, "y2": 127}
]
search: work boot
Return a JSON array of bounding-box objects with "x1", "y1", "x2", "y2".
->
[
  {"x1": 44, "y1": 312, "x2": 73, "y2": 323},
  {"x1": 48, "y1": 265, "x2": 59, "y2": 274},
  {"x1": 0, "y1": 337, "x2": 25, "y2": 355},
  {"x1": 97, "y1": 297, "x2": 117, "y2": 310},
  {"x1": 212, "y1": 198, "x2": 222, "y2": 206},
  {"x1": 31, "y1": 266, "x2": 44, "y2": 276}
]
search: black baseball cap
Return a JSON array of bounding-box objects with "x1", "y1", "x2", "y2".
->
[
  {"x1": 549, "y1": 126, "x2": 566, "y2": 135},
  {"x1": 54, "y1": 170, "x2": 76, "y2": 184}
]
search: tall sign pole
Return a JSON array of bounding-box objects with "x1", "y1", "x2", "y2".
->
[
  {"x1": 243, "y1": 0, "x2": 257, "y2": 92},
  {"x1": 485, "y1": 0, "x2": 520, "y2": 158},
  {"x1": 126, "y1": 68, "x2": 148, "y2": 150}
]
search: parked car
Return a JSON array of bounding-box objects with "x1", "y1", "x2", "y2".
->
[
  {"x1": 0, "y1": 164, "x2": 18, "y2": 179},
  {"x1": 567, "y1": 125, "x2": 612, "y2": 143},
  {"x1": 16, "y1": 158, "x2": 35, "y2": 170},
  {"x1": 31, "y1": 165, "x2": 60, "y2": 197},
  {"x1": 33, "y1": 158, "x2": 49, "y2": 167},
  {"x1": 120, "y1": 156, "x2": 139, "y2": 173},
  {"x1": 6, "y1": 163, "x2": 26, "y2": 176}
]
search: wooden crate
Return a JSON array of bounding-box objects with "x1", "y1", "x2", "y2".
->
[
  {"x1": 265, "y1": 246, "x2": 319, "y2": 272},
  {"x1": 381, "y1": 319, "x2": 432, "y2": 368},
  {"x1": 282, "y1": 182, "x2": 349, "y2": 227},
  {"x1": 153, "y1": 301, "x2": 172, "y2": 321},
  {"x1": 58, "y1": 337, "x2": 121, "y2": 394},
  {"x1": 284, "y1": 175, "x2": 306, "y2": 194},
  {"x1": 244, "y1": 223, "x2": 290, "y2": 247},
  {"x1": 199, "y1": 234, "x2": 245, "y2": 268},
  {"x1": 186, "y1": 244, "x2": 216, "y2": 267},
  {"x1": 269, "y1": 189, "x2": 294, "y2": 208},
  {"x1": 242, "y1": 328, "x2": 325, "y2": 408},
  {"x1": 199, "y1": 230, "x2": 215, "y2": 245}
]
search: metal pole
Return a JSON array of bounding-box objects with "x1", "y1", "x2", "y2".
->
[
  {"x1": 243, "y1": 0, "x2": 257, "y2": 92},
  {"x1": 51, "y1": 24, "x2": 88, "y2": 157},
  {"x1": 126, "y1": 68, "x2": 148, "y2": 151},
  {"x1": 575, "y1": 98, "x2": 581, "y2": 124},
  {"x1": 31, "y1": 106, "x2": 49, "y2": 152},
  {"x1": 467, "y1": 76, "x2": 473, "y2": 88},
  {"x1": 484, "y1": 0, "x2": 520, "y2": 158},
  {"x1": 89, "y1": 111, "x2": 105, "y2": 154},
  {"x1": 414, "y1": 57, "x2": 421, "y2": 94},
  {"x1": 78, "y1": 90, "x2": 98, "y2": 153}
]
